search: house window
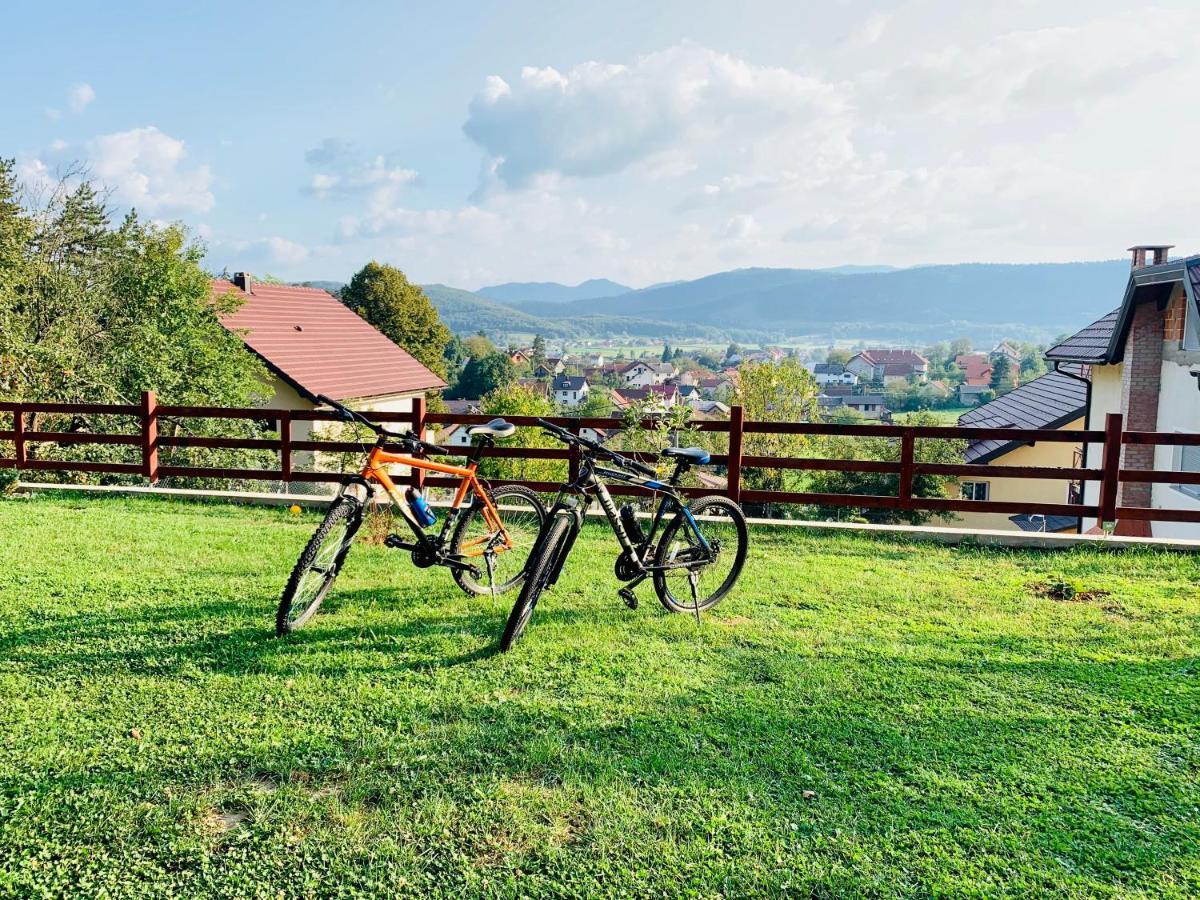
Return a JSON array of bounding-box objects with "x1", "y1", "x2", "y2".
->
[
  {"x1": 1174, "y1": 441, "x2": 1200, "y2": 500},
  {"x1": 961, "y1": 481, "x2": 990, "y2": 501}
]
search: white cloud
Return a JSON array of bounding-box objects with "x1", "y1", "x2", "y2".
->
[
  {"x1": 304, "y1": 138, "x2": 418, "y2": 204},
  {"x1": 85, "y1": 126, "x2": 214, "y2": 214},
  {"x1": 463, "y1": 42, "x2": 852, "y2": 188},
  {"x1": 294, "y1": 7, "x2": 1200, "y2": 285},
  {"x1": 68, "y1": 82, "x2": 96, "y2": 114}
]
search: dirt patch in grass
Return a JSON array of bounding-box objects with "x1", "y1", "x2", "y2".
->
[
  {"x1": 1032, "y1": 578, "x2": 1111, "y2": 604},
  {"x1": 201, "y1": 808, "x2": 248, "y2": 836}
]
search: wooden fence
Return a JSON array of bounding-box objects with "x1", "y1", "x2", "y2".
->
[{"x1": 2, "y1": 392, "x2": 1200, "y2": 526}]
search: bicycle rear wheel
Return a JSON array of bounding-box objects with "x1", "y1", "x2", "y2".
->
[
  {"x1": 276, "y1": 497, "x2": 362, "y2": 635},
  {"x1": 652, "y1": 495, "x2": 748, "y2": 614},
  {"x1": 500, "y1": 514, "x2": 571, "y2": 651},
  {"x1": 450, "y1": 483, "x2": 546, "y2": 595}
]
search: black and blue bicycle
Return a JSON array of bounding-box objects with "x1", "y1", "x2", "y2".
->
[{"x1": 499, "y1": 419, "x2": 749, "y2": 650}]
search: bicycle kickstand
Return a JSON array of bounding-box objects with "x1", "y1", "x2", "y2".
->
[
  {"x1": 688, "y1": 571, "x2": 702, "y2": 625},
  {"x1": 485, "y1": 551, "x2": 497, "y2": 603}
]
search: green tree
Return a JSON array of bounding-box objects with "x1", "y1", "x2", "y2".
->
[
  {"x1": 949, "y1": 337, "x2": 973, "y2": 357},
  {"x1": 1019, "y1": 349, "x2": 1046, "y2": 383},
  {"x1": 990, "y1": 355, "x2": 1015, "y2": 394},
  {"x1": 530, "y1": 334, "x2": 547, "y2": 372},
  {"x1": 0, "y1": 166, "x2": 271, "y2": 479},
  {"x1": 661, "y1": 342, "x2": 672, "y2": 363},
  {"x1": 825, "y1": 347, "x2": 853, "y2": 366},
  {"x1": 808, "y1": 412, "x2": 965, "y2": 525},
  {"x1": 730, "y1": 358, "x2": 820, "y2": 496},
  {"x1": 477, "y1": 383, "x2": 561, "y2": 483},
  {"x1": 341, "y1": 262, "x2": 451, "y2": 381},
  {"x1": 452, "y1": 352, "x2": 514, "y2": 399},
  {"x1": 464, "y1": 331, "x2": 496, "y2": 360}
]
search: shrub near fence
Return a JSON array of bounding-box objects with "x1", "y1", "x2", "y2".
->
[{"x1": 3, "y1": 392, "x2": 1200, "y2": 526}]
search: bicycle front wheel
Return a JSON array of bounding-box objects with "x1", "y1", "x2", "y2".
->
[
  {"x1": 276, "y1": 497, "x2": 362, "y2": 635},
  {"x1": 450, "y1": 483, "x2": 546, "y2": 596},
  {"x1": 500, "y1": 514, "x2": 571, "y2": 651},
  {"x1": 652, "y1": 495, "x2": 748, "y2": 614}
]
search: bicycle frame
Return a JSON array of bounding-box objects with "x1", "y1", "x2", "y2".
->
[
  {"x1": 539, "y1": 451, "x2": 712, "y2": 589},
  {"x1": 354, "y1": 440, "x2": 511, "y2": 561}
]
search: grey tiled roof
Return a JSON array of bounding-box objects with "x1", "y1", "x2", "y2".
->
[
  {"x1": 552, "y1": 375, "x2": 588, "y2": 391},
  {"x1": 958, "y1": 370, "x2": 1088, "y2": 464},
  {"x1": 1009, "y1": 514, "x2": 1080, "y2": 533},
  {"x1": 1044, "y1": 308, "x2": 1120, "y2": 363}
]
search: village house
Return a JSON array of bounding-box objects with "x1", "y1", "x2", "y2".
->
[
  {"x1": 957, "y1": 383, "x2": 990, "y2": 405},
  {"x1": 819, "y1": 393, "x2": 890, "y2": 420},
  {"x1": 954, "y1": 368, "x2": 1089, "y2": 532},
  {"x1": 955, "y1": 353, "x2": 994, "y2": 386},
  {"x1": 991, "y1": 341, "x2": 1022, "y2": 365},
  {"x1": 1044, "y1": 245, "x2": 1200, "y2": 539},
  {"x1": 697, "y1": 375, "x2": 736, "y2": 401},
  {"x1": 613, "y1": 383, "x2": 679, "y2": 411},
  {"x1": 845, "y1": 349, "x2": 929, "y2": 385},
  {"x1": 532, "y1": 357, "x2": 565, "y2": 378},
  {"x1": 619, "y1": 359, "x2": 676, "y2": 388},
  {"x1": 552, "y1": 374, "x2": 590, "y2": 407},
  {"x1": 811, "y1": 363, "x2": 859, "y2": 386},
  {"x1": 215, "y1": 274, "x2": 444, "y2": 474}
]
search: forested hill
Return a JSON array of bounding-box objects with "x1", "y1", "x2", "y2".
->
[
  {"x1": 298, "y1": 259, "x2": 1135, "y2": 343},
  {"x1": 505, "y1": 261, "x2": 1132, "y2": 342}
]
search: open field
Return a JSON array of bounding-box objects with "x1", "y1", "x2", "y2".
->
[
  {"x1": 894, "y1": 406, "x2": 974, "y2": 424},
  {"x1": 1, "y1": 494, "x2": 1197, "y2": 897}
]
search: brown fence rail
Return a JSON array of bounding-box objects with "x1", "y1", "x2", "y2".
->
[{"x1": 3, "y1": 392, "x2": 1200, "y2": 527}]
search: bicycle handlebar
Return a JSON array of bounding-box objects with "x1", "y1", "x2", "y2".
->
[
  {"x1": 316, "y1": 394, "x2": 446, "y2": 455},
  {"x1": 536, "y1": 418, "x2": 657, "y2": 477}
]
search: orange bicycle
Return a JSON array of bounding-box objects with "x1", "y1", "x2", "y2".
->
[{"x1": 276, "y1": 395, "x2": 546, "y2": 635}]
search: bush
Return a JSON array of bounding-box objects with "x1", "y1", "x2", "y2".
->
[{"x1": 0, "y1": 469, "x2": 19, "y2": 497}]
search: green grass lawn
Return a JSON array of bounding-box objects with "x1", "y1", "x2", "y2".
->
[{"x1": 1, "y1": 494, "x2": 1197, "y2": 897}]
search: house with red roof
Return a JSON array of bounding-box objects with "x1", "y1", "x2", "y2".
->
[
  {"x1": 214, "y1": 273, "x2": 444, "y2": 447},
  {"x1": 955, "y1": 353, "x2": 994, "y2": 386}
]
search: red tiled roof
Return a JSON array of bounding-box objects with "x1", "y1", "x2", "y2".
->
[
  {"x1": 955, "y1": 353, "x2": 993, "y2": 385},
  {"x1": 215, "y1": 280, "x2": 445, "y2": 402}
]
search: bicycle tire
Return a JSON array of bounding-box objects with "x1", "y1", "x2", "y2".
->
[
  {"x1": 652, "y1": 495, "x2": 748, "y2": 614},
  {"x1": 449, "y1": 483, "x2": 546, "y2": 596},
  {"x1": 276, "y1": 497, "x2": 362, "y2": 635},
  {"x1": 499, "y1": 514, "x2": 571, "y2": 651}
]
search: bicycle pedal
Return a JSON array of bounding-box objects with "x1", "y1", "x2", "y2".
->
[
  {"x1": 383, "y1": 534, "x2": 414, "y2": 550},
  {"x1": 619, "y1": 588, "x2": 639, "y2": 609}
]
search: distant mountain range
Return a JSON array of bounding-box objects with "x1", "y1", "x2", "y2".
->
[
  {"x1": 477, "y1": 278, "x2": 631, "y2": 304},
  {"x1": 298, "y1": 260, "x2": 1134, "y2": 344},
  {"x1": 486, "y1": 261, "x2": 1131, "y2": 343}
]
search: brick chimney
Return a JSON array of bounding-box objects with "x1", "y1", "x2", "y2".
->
[
  {"x1": 1127, "y1": 245, "x2": 1173, "y2": 269},
  {"x1": 1114, "y1": 244, "x2": 1175, "y2": 536},
  {"x1": 232, "y1": 271, "x2": 254, "y2": 294}
]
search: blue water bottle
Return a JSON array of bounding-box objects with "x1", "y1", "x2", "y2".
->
[{"x1": 405, "y1": 487, "x2": 437, "y2": 528}]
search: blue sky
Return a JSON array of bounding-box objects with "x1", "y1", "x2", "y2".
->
[{"x1": 6, "y1": 1, "x2": 1198, "y2": 287}]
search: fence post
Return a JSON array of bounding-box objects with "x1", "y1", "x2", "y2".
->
[
  {"x1": 13, "y1": 406, "x2": 26, "y2": 469},
  {"x1": 567, "y1": 419, "x2": 581, "y2": 484},
  {"x1": 409, "y1": 395, "x2": 426, "y2": 490},
  {"x1": 727, "y1": 404, "x2": 744, "y2": 504},
  {"x1": 1098, "y1": 412, "x2": 1123, "y2": 525},
  {"x1": 278, "y1": 410, "x2": 292, "y2": 484},
  {"x1": 898, "y1": 427, "x2": 915, "y2": 509},
  {"x1": 140, "y1": 391, "x2": 159, "y2": 483}
]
